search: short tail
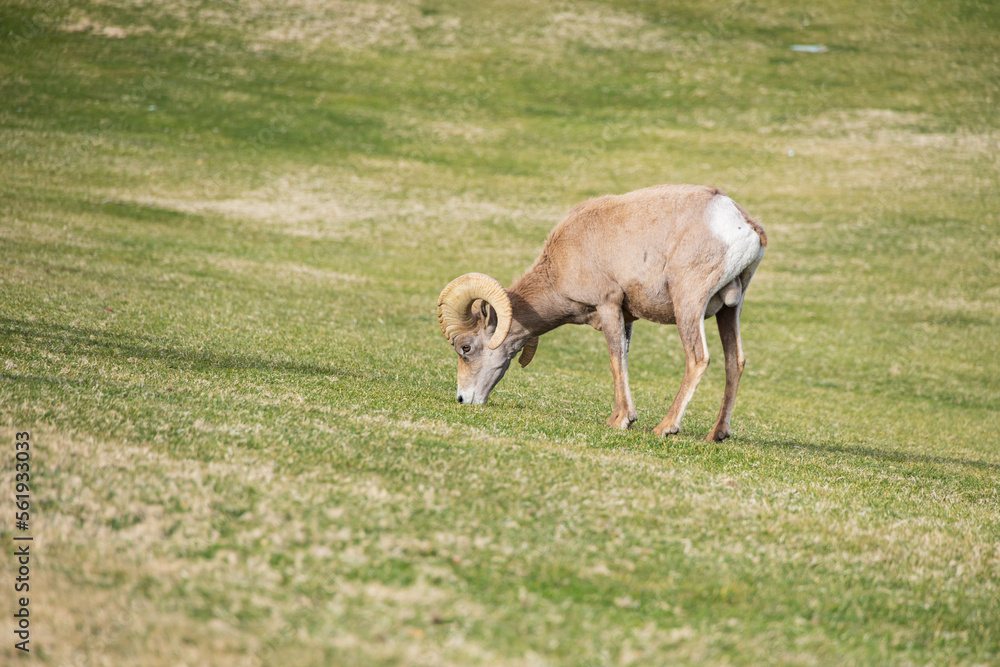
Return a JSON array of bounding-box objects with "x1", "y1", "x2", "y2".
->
[
  {"x1": 708, "y1": 187, "x2": 767, "y2": 248},
  {"x1": 733, "y1": 200, "x2": 767, "y2": 248}
]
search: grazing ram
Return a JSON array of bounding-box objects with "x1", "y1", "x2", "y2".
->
[{"x1": 436, "y1": 184, "x2": 767, "y2": 441}]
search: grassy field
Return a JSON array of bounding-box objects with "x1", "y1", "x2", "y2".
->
[{"x1": 2, "y1": 0, "x2": 999, "y2": 664}]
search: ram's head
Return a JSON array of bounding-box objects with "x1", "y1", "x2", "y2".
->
[{"x1": 437, "y1": 273, "x2": 537, "y2": 405}]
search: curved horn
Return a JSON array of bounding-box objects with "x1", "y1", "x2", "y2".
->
[
  {"x1": 518, "y1": 337, "x2": 539, "y2": 368},
  {"x1": 437, "y1": 273, "x2": 512, "y2": 350}
]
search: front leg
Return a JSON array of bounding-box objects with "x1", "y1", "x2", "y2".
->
[{"x1": 598, "y1": 305, "x2": 637, "y2": 430}]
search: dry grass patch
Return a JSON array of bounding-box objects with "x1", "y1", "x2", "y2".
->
[
  {"x1": 527, "y1": 2, "x2": 671, "y2": 53},
  {"x1": 60, "y1": 0, "x2": 462, "y2": 51},
  {"x1": 121, "y1": 167, "x2": 562, "y2": 244},
  {"x1": 203, "y1": 256, "x2": 366, "y2": 286},
  {"x1": 58, "y1": 12, "x2": 151, "y2": 39},
  {"x1": 256, "y1": 0, "x2": 462, "y2": 51},
  {"x1": 2, "y1": 427, "x2": 550, "y2": 664}
]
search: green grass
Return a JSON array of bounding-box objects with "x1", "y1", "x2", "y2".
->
[{"x1": 1, "y1": 0, "x2": 999, "y2": 664}]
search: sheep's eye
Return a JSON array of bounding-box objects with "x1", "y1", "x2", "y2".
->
[{"x1": 461, "y1": 345, "x2": 471, "y2": 353}]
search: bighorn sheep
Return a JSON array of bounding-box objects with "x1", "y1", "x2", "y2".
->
[{"x1": 437, "y1": 184, "x2": 766, "y2": 441}]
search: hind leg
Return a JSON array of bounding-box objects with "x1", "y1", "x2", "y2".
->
[
  {"x1": 653, "y1": 305, "x2": 710, "y2": 437},
  {"x1": 707, "y1": 304, "x2": 745, "y2": 442}
]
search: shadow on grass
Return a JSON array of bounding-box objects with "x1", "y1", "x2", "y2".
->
[
  {"x1": 757, "y1": 436, "x2": 1000, "y2": 474},
  {"x1": 0, "y1": 317, "x2": 373, "y2": 381}
]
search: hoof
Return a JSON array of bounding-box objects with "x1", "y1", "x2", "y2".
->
[
  {"x1": 606, "y1": 410, "x2": 637, "y2": 430},
  {"x1": 652, "y1": 422, "x2": 681, "y2": 437},
  {"x1": 706, "y1": 428, "x2": 730, "y2": 443}
]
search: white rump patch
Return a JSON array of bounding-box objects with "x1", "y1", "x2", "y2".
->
[{"x1": 705, "y1": 195, "x2": 764, "y2": 295}]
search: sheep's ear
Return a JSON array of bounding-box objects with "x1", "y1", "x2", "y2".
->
[{"x1": 518, "y1": 337, "x2": 539, "y2": 368}]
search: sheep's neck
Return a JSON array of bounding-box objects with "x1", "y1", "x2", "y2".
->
[{"x1": 507, "y1": 264, "x2": 576, "y2": 340}]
